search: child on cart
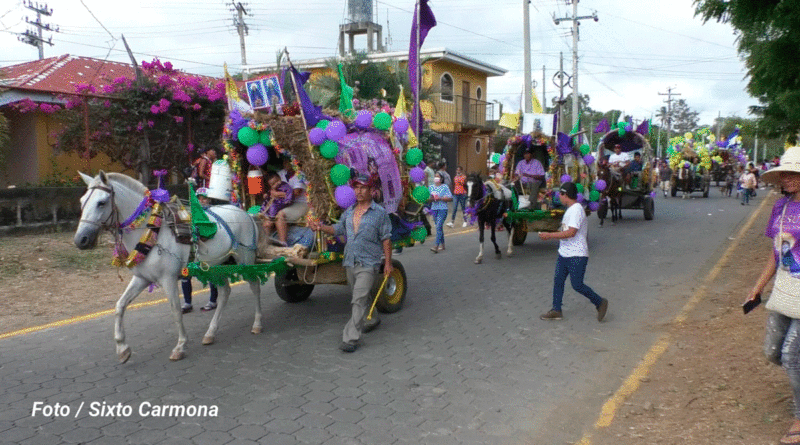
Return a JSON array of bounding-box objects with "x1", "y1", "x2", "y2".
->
[{"x1": 261, "y1": 171, "x2": 294, "y2": 246}]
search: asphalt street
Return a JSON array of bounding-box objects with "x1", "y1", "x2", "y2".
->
[{"x1": 0, "y1": 187, "x2": 765, "y2": 444}]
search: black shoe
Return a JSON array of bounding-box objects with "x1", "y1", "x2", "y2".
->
[
  {"x1": 363, "y1": 318, "x2": 381, "y2": 333},
  {"x1": 181, "y1": 303, "x2": 193, "y2": 314},
  {"x1": 597, "y1": 298, "x2": 609, "y2": 322},
  {"x1": 339, "y1": 342, "x2": 357, "y2": 353}
]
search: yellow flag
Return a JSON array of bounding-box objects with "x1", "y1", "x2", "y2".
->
[
  {"x1": 531, "y1": 90, "x2": 543, "y2": 114},
  {"x1": 499, "y1": 111, "x2": 521, "y2": 130}
]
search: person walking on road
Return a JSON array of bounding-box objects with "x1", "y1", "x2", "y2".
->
[
  {"x1": 308, "y1": 173, "x2": 393, "y2": 353},
  {"x1": 741, "y1": 166, "x2": 757, "y2": 205},
  {"x1": 428, "y1": 171, "x2": 453, "y2": 253},
  {"x1": 447, "y1": 166, "x2": 468, "y2": 228},
  {"x1": 538, "y1": 182, "x2": 608, "y2": 322},
  {"x1": 744, "y1": 146, "x2": 800, "y2": 445}
]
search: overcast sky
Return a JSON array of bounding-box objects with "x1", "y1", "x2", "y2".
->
[{"x1": 1, "y1": 0, "x2": 753, "y2": 126}]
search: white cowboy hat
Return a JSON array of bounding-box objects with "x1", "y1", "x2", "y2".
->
[{"x1": 762, "y1": 146, "x2": 800, "y2": 185}]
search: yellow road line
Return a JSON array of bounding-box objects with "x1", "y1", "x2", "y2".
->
[
  {"x1": 581, "y1": 195, "x2": 772, "y2": 443},
  {"x1": 1, "y1": 230, "x2": 477, "y2": 341}
]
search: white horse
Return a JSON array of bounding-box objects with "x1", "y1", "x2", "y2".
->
[{"x1": 74, "y1": 171, "x2": 263, "y2": 362}]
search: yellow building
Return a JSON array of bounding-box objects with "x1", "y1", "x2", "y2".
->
[{"x1": 247, "y1": 47, "x2": 507, "y2": 176}]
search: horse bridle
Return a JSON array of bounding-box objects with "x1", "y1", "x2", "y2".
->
[{"x1": 79, "y1": 184, "x2": 120, "y2": 230}]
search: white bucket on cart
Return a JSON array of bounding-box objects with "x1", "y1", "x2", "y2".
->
[{"x1": 207, "y1": 160, "x2": 232, "y2": 202}]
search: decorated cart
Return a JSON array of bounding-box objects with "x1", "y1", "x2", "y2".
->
[
  {"x1": 595, "y1": 129, "x2": 656, "y2": 222},
  {"x1": 183, "y1": 65, "x2": 430, "y2": 314},
  {"x1": 499, "y1": 131, "x2": 599, "y2": 246},
  {"x1": 666, "y1": 131, "x2": 713, "y2": 198}
]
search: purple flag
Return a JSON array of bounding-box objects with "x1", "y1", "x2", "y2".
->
[
  {"x1": 636, "y1": 119, "x2": 650, "y2": 135},
  {"x1": 289, "y1": 65, "x2": 324, "y2": 128},
  {"x1": 594, "y1": 117, "x2": 610, "y2": 133},
  {"x1": 408, "y1": 0, "x2": 437, "y2": 134},
  {"x1": 556, "y1": 132, "x2": 572, "y2": 155}
]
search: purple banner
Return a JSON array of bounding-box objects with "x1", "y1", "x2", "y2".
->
[{"x1": 408, "y1": 0, "x2": 437, "y2": 135}]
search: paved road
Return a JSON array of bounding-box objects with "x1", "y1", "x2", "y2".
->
[{"x1": 0, "y1": 188, "x2": 765, "y2": 444}]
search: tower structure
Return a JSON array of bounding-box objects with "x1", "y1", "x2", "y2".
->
[{"x1": 338, "y1": 0, "x2": 384, "y2": 56}]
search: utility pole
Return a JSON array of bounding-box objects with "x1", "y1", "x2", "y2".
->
[
  {"x1": 716, "y1": 111, "x2": 721, "y2": 141},
  {"x1": 553, "y1": 0, "x2": 598, "y2": 130},
  {"x1": 18, "y1": 1, "x2": 58, "y2": 60},
  {"x1": 658, "y1": 86, "x2": 681, "y2": 151},
  {"x1": 230, "y1": 2, "x2": 250, "y2": 80},
  {"x1": 542, "y1": 65, "x2": 546, "y2": 113},
  {"x1": 554, "y1": 52, "x2": 566, "y2": 134},
  {"x1": 523, "y1": 0, "x2": 532, "y2": 113}
]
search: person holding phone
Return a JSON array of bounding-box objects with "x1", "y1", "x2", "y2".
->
[{"x1": 746, "y1": 146, "x2": 800, "y2": 445}]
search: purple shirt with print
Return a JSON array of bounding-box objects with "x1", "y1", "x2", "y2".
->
[{"x1": 515, "y1": 158, "x2": 545, "y2": 184}]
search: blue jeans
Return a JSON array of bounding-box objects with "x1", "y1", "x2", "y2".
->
[
  {"x1": 552, "y1": 255, "x2": 603, "y2": 312},
  {"x1": 742, "y1": 188, "x2": 752, "y2": 204},
  {"x1": 451, "y1": 194, "x2": 467, "y2": 222},
  {"x1": 182, "y1": 277, "x2": 218, "y2": 305},
  {"x1": 432, "y1": 209, "x2": 448, "y2": 246},
  {"x1": 765, "y1": 312, "x2": 800, "y2": 418}
]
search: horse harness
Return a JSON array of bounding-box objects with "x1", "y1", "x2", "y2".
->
[{"x1": 80, "y1": 184, "x2": 120, "y2": 231}]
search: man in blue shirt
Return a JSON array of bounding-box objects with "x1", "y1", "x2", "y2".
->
[{"x1": 309, "y1": 173, "x2": 393, "y2": 352}]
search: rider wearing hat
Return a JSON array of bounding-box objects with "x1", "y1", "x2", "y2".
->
[{"x1": 514, "y1": 149, "x2": 545, "y2": 209}]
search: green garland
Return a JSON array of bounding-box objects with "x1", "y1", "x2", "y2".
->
[
  {"x1": 505, "y1": 209, "x2": 564, "y2": 223},
  {"x1": 183, "y1": 257, "x2": 291, "y2": 287}
]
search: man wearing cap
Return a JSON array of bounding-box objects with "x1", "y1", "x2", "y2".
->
[
  {"x1": 538, "y1": 182, "x2": 609, "y2": 321},
  {"x1": 309, "y1": 173, "x2": 393, "y2": 353},
  {"x1": 514, "y1": 149, "x2": 545, "y2": 209}
]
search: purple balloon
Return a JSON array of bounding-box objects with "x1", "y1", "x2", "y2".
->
[
  {"x1": 576, "y1": 193, "x2": 585, "y2": 203},
  {"x1": 554, "y1": 192, "x2": 561, "y2": 204},
  {"x1": 246, "y1": 144, "x2": 269, "y2": 166},
  {"x1": 588, "y1": 201, "x2": 600, "y2": 212},
  {"x1": 325, "y1": 120, "x2": 347, "y2": 141},
  {"x1": 354, "y1": 110, "x2": 373, "y2": 129},
  {"x1": 409, "y1": 166, "x2": 426, "y2": 183},
  {"x1": 650, "y1": 191, "x2": 657, "y2": 199},
  {"x1": 334, "y1": 185, "x2": 356, "y2": 209},
  {"x1": 560, "y1": 174, "x2": 572, "y2": 183},
  {"x1": 594, "y1": 179, "x2": 607, "y2": 191},
  {"x1": 308, "y1": 127, "x2": 326, "y2": 146},
  {"x1": 583, "y1": 154, "x2": 595, "y2": 165},
  {"x1": 684, "y1": 161, "x2": 691, "y2": 168},
  {"x1": 625, "y1": 124, "x2": 632, "y2": 132},
  {"x1": 393, "y1": 117, "x2": 409, "y2": 134}
]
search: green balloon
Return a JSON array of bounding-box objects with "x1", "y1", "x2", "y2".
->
[
  {"x1": 411, "y1": 226, "x2": 427, "y2": 241},
  {"x1": 589, "y1": 190, "x2": 601, "y2": 202},
  {"x1": 237, "y1": 127, "x2": 259, "y2": 147},
  {"x1": 576, "y1": 183, "x2": 584, "y2": 194},
  {"x1": 259, "y1": 130, "x2": 272, "y2": 146},
  {"x1": 315, "y1": 119, "x2": 330, "y2": 129},
  {"x1": 579, "y1": 144, "x2": 591, "y2": 156},
  {"x1": 320, "y1": 140, "x2": 339, "y2": 159},
  {"x1": 330, "y1": 164, "x2": 351, "y2": 186},
  {"x1": 373, "y1": 112, "x2": 392, "y2": 131},
  {"x1": 411, "y1": 185, "x2": 430, "y2": 204},
  {"x1": 405, "y1": 148, "x2": 423, "y2": 166},
  {"x1": 618, "y1": 127, "x2": 626, "y2": 137}
]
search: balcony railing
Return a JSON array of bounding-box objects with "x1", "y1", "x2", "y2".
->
[{"x1": 426, "y1": 93, "x2": 496, "y2": 131}]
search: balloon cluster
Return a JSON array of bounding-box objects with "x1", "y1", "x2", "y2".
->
[{"x1": 235, "y1": 124, "x2": 273, "y2": 167}]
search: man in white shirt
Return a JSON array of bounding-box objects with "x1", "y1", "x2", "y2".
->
[
  {"x1": 608, "y1": 144, "x2": 630, "y2": 170},
  {"x1": 538, "y1": 182, "x2": 609, "y2": 321}
]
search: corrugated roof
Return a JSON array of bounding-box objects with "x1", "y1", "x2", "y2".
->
[{"x1": 0, "y1": 54, "x2": 136, "y2": 96}]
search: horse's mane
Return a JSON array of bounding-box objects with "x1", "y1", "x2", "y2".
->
[{"x1": 105, "y1": 172, "x2": 148, "y2": 194}]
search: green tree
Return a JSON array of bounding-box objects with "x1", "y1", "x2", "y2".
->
[
  {"x1": 695, "y1": 0, "x2": 800, "y2": 140},
  {"x1": 670, "y1": 99, "x2": 700, "y2": 134}
]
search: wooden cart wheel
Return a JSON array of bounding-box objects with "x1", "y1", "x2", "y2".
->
[
  {"x1": 374, "y1": 259, "x2": 407, "y2": 314},
  {"x1": 643, "y1": 196, "x2": 655, "y2": 220},
  {"x1": 274, "y1": 268, "x2": 314, "y2": 303}
]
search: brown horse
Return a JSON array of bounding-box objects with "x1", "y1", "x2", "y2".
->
[{"x1": 597, "y1": 163, "x2": 624, "y2": 225}]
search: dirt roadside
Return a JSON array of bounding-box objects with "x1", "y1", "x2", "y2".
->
[{"x1": 0, "y1": 199, "x2": 793, "y2": 443}]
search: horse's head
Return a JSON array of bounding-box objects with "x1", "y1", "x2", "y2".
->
[
  {"x1": 74, "y1": 171, "x2": 115, "y2": 250},
  {"x1": 466, "y1": 173, "x2": 484, "y2": 206}
]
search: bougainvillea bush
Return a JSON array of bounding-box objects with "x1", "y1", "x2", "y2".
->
[{"x1": 49, "y1": 59, "x2": 227, "y2": 185}]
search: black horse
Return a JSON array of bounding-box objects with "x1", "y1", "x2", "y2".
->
[
  {"x1": 597, "y1": 163, "x2": 624, "y2": 225},
  {"x1": 466, "y1": 173, "x2": 514, "y2": 264}
]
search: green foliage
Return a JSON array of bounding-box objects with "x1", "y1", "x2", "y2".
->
[
  {"x1": 695, "y1": 0, "x2": 800, "y2": 137},
  {"x1": 418, "y1": 127, "x2": 441, "y2": 163}
]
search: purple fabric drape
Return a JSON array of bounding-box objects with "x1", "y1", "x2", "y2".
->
[
  {"x1": 556, "y1": 132, "x2": 572, "y2": 155},
  {"x1": 636, "y1": 119, "x2": 650, "y2": 135},
  {"x1": 408, "y1": 0, "x2": 437, "y2": 135}
]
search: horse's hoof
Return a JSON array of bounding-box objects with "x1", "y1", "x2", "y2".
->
[
  {"x1": 495, "y1": 253, "x2": 501, "y2": 259},
  {"x1": 507, "y1": 251, "x2": 513, "y2": 257},
  {"x1": 251, "y1": 327, "x2": 262, "y2": 335},
  {"x1": 202, "y1": 336, "x2": 215, "y2": 345},
  {"x1": 474, "y1": 258, "x2": 482, "y2": 264},
  {"x1": 118, "y1": 346, "x2": 131, "y2": 364},
  {"x1": 169, "y1": 350, "x2": 185, "y2": 361}
]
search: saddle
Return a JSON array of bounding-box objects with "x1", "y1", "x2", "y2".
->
[{"x1": 161, "y1": 200, "x2": 194, "y2": 245}]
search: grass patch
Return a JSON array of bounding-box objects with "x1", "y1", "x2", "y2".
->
[{"x1": 51, "y1": 248, "x2": 107, "y2": 272}]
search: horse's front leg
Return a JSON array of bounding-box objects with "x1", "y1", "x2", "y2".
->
[
  {"x1": 249, "y1": 281, "x2": 263, "y2": 335},
  {"x1": 202, "y1": 281, "x2": 230, "y2": 345},
  {"x1": 506, "y1": 222, "x2": 514, "y2": 256},
  {"x1": 114, "y1": 276, "x2": 150, "y2": 363},
  {"x1": 163, "y1": 278, "x2": 188, "y2": 361},
  {"x1": 475, "y1": 224, "x2": 484, "y2": 264},
  {"x1": 490, "y1": 224, "x2": 501, "y2": 259}
]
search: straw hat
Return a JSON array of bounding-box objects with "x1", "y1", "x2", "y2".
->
[{"x1": 761, "y1": 146, "x2": 800, "y2": 185}]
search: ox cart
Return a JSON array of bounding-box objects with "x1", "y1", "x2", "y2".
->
[{"x1": 595, "y1": 130, "x2": 655, "y2": 223}]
